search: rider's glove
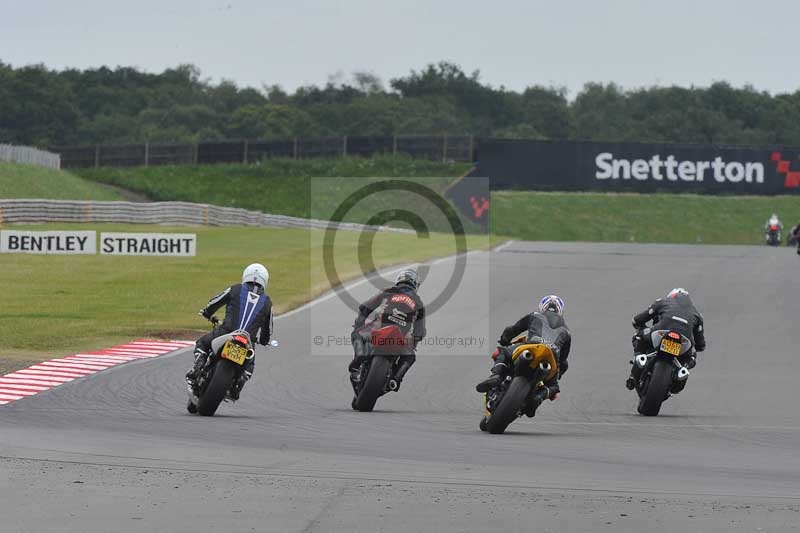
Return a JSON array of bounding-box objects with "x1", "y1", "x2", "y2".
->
[
  {"x1": 497, "y1": 338, "x2": 509, "y2": 347},
  {"x1": 209, "y1": 316, "x2": 220, "y2": 325},
  {"x1": 199, "y1": 309, "x2": 212, "y2": 320}
]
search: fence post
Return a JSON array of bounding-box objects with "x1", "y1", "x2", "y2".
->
[
  {"x1": 94, "y1": 146, "x2": 100, "y2": 168},
  {"x1": 193, "y1": 143, "x2": 199, "y2": 165},
  {"x1": 469, "y1": 135, "x2": 474, "y2": 162},
  {"x1": 342, "y1": 135, "x2": 347, "y2": 157},
  {"x1": 293, "y1": 137, "x2": 299, "y2": 159},
  {"x1": 442, "y1": 134, "x2": 448, "y2": 163},
  {"x1": 243, "y1": 139, "x2": 249, "y2": 164},
  {"x1": 144, "y1": 142, "x2": 149, "y2": 167},
  {"x1": 393, "y1": 135, "x2": 397, "y2": 158}
]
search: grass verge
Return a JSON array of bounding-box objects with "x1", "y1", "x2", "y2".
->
[
  {"x1": 491, "y1": 191, "x2": 800, "y2": 244},
  {"x1": 0, "y1": 162, "x2": 122, "y2": 200},
  {"x1": 75, "y1": 156, "x2": 471, "y2": 220},
  {"x1": 0, "y1": 223, "x2": 488, "y2": 369}
]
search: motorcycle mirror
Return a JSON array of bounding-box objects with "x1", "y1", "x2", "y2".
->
[{"x1": 269, "y1": 339, "x2": 280, "y2": 347}]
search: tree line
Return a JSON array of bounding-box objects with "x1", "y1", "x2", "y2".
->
[{"x1": 2, "y1": 60, "x2": 800, "y2": 148}]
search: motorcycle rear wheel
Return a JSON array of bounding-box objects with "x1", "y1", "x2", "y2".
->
[
  {"x1": 638, "y1": 359, "x2": 672, "y2": 416},
  {"x1": 486, "y1": 376, "x2": 530, "y2": 434},
  {"x1": 354, "y1": 356, "x2": 391, "y2": 412},
  {"x1": 197, "y1": 359, "x2": 238, "y2": 416}
]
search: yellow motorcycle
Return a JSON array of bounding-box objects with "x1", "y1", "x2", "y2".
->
[{"x1": 480, "y1": 341, "x2": 558, "y2": 434}]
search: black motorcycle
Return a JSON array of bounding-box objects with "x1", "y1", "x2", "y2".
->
[
  {"x1": 631, "y1": 329, "x2": 692, "y2": 416},
  {"x1": 480, "y1": 342, "x2": 558, "y2": 434},
  {"x1": 187, "y1": 317, "x2": 277, "y2": 416},
  {"x1": 350, "y1": 325, "x2": 408, "y2": 412},
  {"x1": 788, "y1": 225, "x2": 799, "y2": 247}
]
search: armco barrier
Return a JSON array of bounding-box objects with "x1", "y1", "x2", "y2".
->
[
  {"x1": 477, "y1": 139, "x2": 800, "y2": 195},
  {"x1": 0, "y1": 199, "x2": 413, "y2": 234}
]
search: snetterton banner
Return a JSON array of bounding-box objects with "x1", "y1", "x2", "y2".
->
[
  {"x1": 477, "y1": 139, "x2": 800, "y2": 194},
  {"x1": 0, "y1": 230, "x2": 96, "y2": 254}
]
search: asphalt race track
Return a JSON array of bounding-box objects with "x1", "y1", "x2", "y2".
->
[{"x1": 2, "y1": 241, "x2": 800, "y2": 532}]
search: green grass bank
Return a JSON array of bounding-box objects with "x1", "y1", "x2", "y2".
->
[
  {"x1": 491, "y1": 191, "x2": 800, "y2": 245},
  {"x1": 0, "y1": 162, "x2": 122, "y2": 200},
  {"x1": 76, "y1": 156, "x2": 471, "y2": 220}
]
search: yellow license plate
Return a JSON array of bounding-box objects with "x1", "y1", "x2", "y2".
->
[
  {"x1": 660, "y1": 338, "x2": 681, "y2": 356},
  {"x1": 221, "y1": 341, "x2": 247, "y2": 365}
]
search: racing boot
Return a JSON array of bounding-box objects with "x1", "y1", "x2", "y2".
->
[
  {"x1": 228, "y1": 370, "x2": 252, "y2": 401},
  {"x1": 525, "y1": 382, "x2": 559, "y2": 417},
  {"x1": 475, "y1": 362, "x2": 509, "y2": 393},
  {"x1": 185, "y1": 348, "x2": 208, "y2": 389},
  {"x1": 388, "y1": 355, "x2": 415, "y2": 392},
  {"x1": 348, "y1": 356, "x2": 368, "y2": 391},
  {"x1": 349, "y1": 333, "x2": 370, "y2": 383},
  {"x1": 625, "y1": 357, "x2": 642, "y2": 391}
]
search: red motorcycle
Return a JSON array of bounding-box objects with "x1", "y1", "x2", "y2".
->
[
  {"x1": 350, "y1": 325, "x2": 409, "y2": 412},
  {"x1": 765, "y1": 224, "x2": 781, "y2": 246}
]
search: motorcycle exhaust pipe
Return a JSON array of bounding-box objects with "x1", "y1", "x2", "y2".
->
[
  {"x1": 635, "y1": 354, "x2": 650, "y2": 368},
  {"x1": 246, "y1": 349, "x2": 255, "y2": 359},
  {"x1": 676, "y1": 366, "x2": 690, "y2": 381}
]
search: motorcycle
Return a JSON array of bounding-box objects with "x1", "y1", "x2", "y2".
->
[
  {"x1": 631, "y1": 329, "x2": 692, "y2": 416},
  {"x1": 788, "y1": 226, "x2": 799, "y2": 247},
  {"x1": 350, "y1": 325, "x2": 408, "y2": 412},
  {"x1": 187, "y1": 316, "x2": 278, "y2": 416},
  {"x1": 765, "y1": 224, "x2": 781, "y2": 246},
  {"x1": 480, "y1": 342, "x2": 558, "y2": 434}
]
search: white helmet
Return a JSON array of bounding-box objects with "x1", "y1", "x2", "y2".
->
[
  {"x1": 242, "y1": 263, "x2": 269, "y2": 290},
  {"x1": 538, "y1": 294, "x2": 565, "y2": 316},
  {"x1": 667, "y1": 287, "x2": 688, "y2": 298}
]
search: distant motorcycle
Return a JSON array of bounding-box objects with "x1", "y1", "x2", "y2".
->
[
  {"x1": 765, "y1": 224, "x2": 781, "y2": 246},
  {"x1": 630, "y1": 329, "x2": 692, "y2": 416},
  {"x1": 479, "y1": 342, "x2": 558, "y2": 434},
  {"x1": 187, "y1": 316, "x2": 278, "y2": 416},
  {"x1": 350, "y1": 325, "x2": 409, "y2": 412},
  {"x1": 788, "y1": 225, "x2": 799, "y2": 247}
]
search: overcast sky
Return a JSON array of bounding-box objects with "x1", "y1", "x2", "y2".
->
[{"x1": 1, "y1": 0, "x2": 797, "y2": 97}]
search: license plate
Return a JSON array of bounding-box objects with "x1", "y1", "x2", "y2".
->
[
  {"x1": 660, "y1": 338, "x2": 681, "y2": 356},
  {"x1": 221, "y1": 341, "x2": 247, "y2": 365}
]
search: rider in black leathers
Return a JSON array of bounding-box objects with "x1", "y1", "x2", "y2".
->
[
  {"x1": 476, "y1": 295, "x2": 571, "y2": 417},
  {"x1": 186, "y1": 263, "x2": 273, "y2": 400},
  {"x1": 348, "y1": 269, "x2": 426, "y2": 393},
  {"x1": 625, "y1": 287, "x2": 706, "y2": 391}
]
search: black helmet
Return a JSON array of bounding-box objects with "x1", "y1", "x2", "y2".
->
[{"x1": 394, "y1": 269, "x2": 419, "y2": 290}]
